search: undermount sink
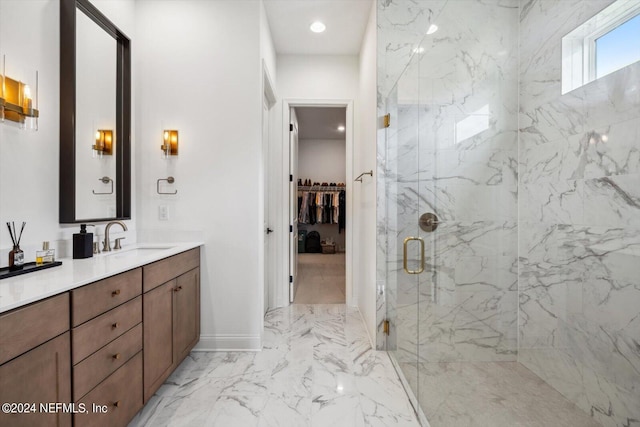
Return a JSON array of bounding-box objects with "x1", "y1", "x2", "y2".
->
[{"x1": 108, "y1": 246, "x2": 175, "y2": 259}]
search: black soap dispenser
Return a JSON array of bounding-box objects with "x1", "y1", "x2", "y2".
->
[{"x1": 73, "y1": 224, "x2": 93, "y2": 259}]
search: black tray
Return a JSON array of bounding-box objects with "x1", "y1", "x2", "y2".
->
[{"x1": 0, "y1": 261, "x2": 63, "y2": 280}]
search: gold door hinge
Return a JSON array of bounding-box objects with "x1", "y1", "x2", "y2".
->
[
  {"x1": 383, "y1": 114, "x2": 391, "y2": 128},
  {"x1": 383, "y1": 319, "x2": 390, "y2": 335}
]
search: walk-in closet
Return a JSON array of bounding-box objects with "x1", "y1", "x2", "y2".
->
[{"x1": 294, "y1": 107, "x2": 346, "y2": 304}]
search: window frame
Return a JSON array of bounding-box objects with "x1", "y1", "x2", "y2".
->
[{"x1": 562, "y1": 0, "x2": 640, "y2": 94}]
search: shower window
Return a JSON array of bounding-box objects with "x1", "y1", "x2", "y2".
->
[
  {"x1": 594, "y1": 12, "x2": 640, "y2": 78},
  {"x1": 562, "y1": 0, "x2": 640, "y2": 94}
]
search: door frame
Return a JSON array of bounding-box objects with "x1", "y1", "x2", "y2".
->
[
  {"x1": 281, "y1": 99, "x2": 355, "y2": 307},
  {"x1": 288, "y1": 109, "x2": 299, "y2": 302},
  {"x1": 261, "y1": 61, "x2": 277, "y2": 327}
]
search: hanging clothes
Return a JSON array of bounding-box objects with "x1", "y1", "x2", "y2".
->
[
  {"x1": 323, "y1": 193, "x2": 332, "y2": 224},
  {"x1": 298, "y1": 191, "x2": 303, "y2": 222},
  {"x1": 338, "y1": 190, "x2": 346, "y2": 233},
  {"x1": 297, "y1": 187, "x2": 345, "y2": 226}
]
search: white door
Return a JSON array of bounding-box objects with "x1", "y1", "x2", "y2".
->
[
  {"x1": 289, "y1": 108, "x2": 299, "y2": 302},
  {"x1": 263, "y1": 99, "x2": 271, "y2": 315}
]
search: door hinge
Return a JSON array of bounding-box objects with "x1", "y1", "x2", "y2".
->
[
  {"x1": 289, "y1": 275, "x2": 293, "y2": 283},
  {"x1": 383, "y1": 319, "x2": 390, "y2": 336},
  {"x1": 383, "y1": 114, "x2": 391, "y2": 128},
  {"x1": 290, "y1": 174, "x2": 293, "y2": 182},
  {"x1": 289, "y1": 225, "x2": 293, "y2": 232},
  {"x1": 289, "y1": 124, "x2": 293, "y2": 132}
]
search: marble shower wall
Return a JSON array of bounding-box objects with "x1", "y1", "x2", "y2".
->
[
  {"x1": 518, "y1": 1, "x2": 640, "y2": 426},
  {"x1": 378, "y1": 0, "x2": 639, "y2": 426},
  {"x1": 414, "y1": 0, "x2": 519, "y2": 365},
  {"x1": 376, "y1": 0, "x2": 520, "y2": 362}
]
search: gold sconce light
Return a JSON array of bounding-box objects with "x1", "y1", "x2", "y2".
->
[
  {"x1": 0, "y1": 55, "x2": 39, "y2": 130},
  {"x1": 93, "y1": 130, "x2": 113, "y2": 156},
  {"x1": 0, "y1": 56, "x2": 4, "y2": 122},
  {"x1": 161, "y1": 130, "x2": 179, "y2": 158}
]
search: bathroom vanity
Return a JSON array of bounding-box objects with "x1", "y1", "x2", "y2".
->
[{"x1": 0, "y1": 243, "x2": 202, "y2": 427}]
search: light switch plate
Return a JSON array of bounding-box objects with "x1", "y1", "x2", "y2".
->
[{"x1": 159, "y1": 205, "x2": 169, "y2": 221}]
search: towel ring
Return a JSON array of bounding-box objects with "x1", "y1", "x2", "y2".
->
[
  {"x1": 92, "y1": 176, "x2": 114, "y2": 195},
  {"x1": 157, "y1": 176, "x2": 178, "y2": 195}
]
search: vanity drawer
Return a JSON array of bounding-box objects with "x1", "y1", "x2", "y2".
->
[
  {"x1": 0, "y1": 293, "x2": 69, "y2": 364},
  {"x1": 73, "y1": 323, "x2": 142, "y2": 400},
  {"x1": 74, "y1": 351, "x2": 143, "y2": 427},
  {"x1": 72, "y1": 296, "x2": 141, "y2": 363},
  {"x1": 143, "y1": 247, "x2": 199, "y2": 292},
  {"x1": 72, "y1": 268, "x2": 142, "y2": 326}
]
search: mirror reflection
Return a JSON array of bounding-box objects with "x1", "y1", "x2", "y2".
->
[
  {"x1": 75, "y1": 9, "x2": 117, "y2": 220},
  {"x1": 60, "y1": 0, "x2": 130, "y2": 224}
]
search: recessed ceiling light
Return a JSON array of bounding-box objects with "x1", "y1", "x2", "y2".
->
[
  {"x1": 337, "y1": 125, "x2": 345, "y2": 132},
  {"x1": 310, "y1": 21, "x2": 326, "y2": 33},
  {"x1": 427, "y1": 24, "x2": 438, "y2": 35}
]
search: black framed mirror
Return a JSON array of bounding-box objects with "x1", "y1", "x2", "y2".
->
[{"x1": 59, "y1": 0, "x2": 131, "y2": 223}]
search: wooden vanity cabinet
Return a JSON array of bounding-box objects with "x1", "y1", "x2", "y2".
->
[
  {"x1": 71, "y1": 268, "x2": 143, "y2": 427},
  {"x1": 0, "y1": 246, "x2": 200, "y2": 426},
  {"x1": 142, "y1": 279, "x2": 175, "y2": 402},
  {"x1": 0, "y1": 294, "x2": 71, "y2": 427},
  {"x1": 143, "y1": 247, "x2": 200, "y2": 402},
  {"x1": 174, "y1": 268, "x2": 200, "y2": 364}
]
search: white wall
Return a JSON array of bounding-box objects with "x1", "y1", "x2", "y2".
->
[
  {"x1": 273, "y1": 54, "x2": 359, "y2": 307},
  {"x1": 298, "y1": 138, "x2": 346, "y2": 183},
  {"x1": 134, "y1": 0, "x2": 264, "y2": 350},
  {"x1": 356, "y1": 3, "x2": 378, "y2": 344},
  {"x1": 259, "y1": 0, "x2": 277, "y2": 86},
  {"x1": 0, "y1": 0, "x2": 136, "y2": 266},
  {"x1": 277, "y1": 55, "x2": 359, "y2": 100}
]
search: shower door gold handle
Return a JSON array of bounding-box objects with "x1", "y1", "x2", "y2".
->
[{"x1": 403, "y1": 237, "x2": 425, "y2": 274}]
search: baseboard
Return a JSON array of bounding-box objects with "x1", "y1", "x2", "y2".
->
[
  {"x1": 354, "y1": 306, "x2": 375, "y2": 349},
  {"x1": 192, "y1": 334, "x2": 262, "y2": 351}
]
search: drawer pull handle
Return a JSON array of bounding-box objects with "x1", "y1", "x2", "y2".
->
[
  {"x1": 113, "y1": 400, "x2": 121, "y2": 408},
  {"x1": 112, "y1": 289, "x2": 121, "y2": 296},
  {"x1": 174, "y1": 286, "x2": 183, "y2": 292},
  {"x1": 112, "y1": 322, "x2": 120, "y2": 329},
  {"x1": 113, "y1": 353, "x2": 121, "y2": 360}
]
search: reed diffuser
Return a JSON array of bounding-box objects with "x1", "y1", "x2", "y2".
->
[{"x1": 7, "y1": 221, "x2": 25, "y2": 270}]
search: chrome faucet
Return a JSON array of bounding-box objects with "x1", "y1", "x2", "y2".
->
[{"x1": 103, "y1": 221, "x2": 128, "y2": 252}]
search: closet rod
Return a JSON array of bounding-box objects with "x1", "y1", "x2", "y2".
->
[{"x1": 298, "y1": 185, "x2": 345, "y2": 191}]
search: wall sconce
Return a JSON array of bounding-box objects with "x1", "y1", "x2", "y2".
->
[
  {"x1": 0, "y1": 55, "x2": 39, "y2": 130},
  {"x1": 0, "y1": 56, "x2": 5, "y2": 122},
  {"x1": 161, "y1": 130, "x2": 179, "y2": 158},
  {"x1": 93, "y1": 129, "x2": 113, "y2": 157}
]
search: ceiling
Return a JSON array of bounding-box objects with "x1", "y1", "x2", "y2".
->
[
  {"x1": 263, "y1": 0, "x2": 373, "y2": 55},
  {"x1": 295, "y1": 107, "x2": 346, "y2": 140}
]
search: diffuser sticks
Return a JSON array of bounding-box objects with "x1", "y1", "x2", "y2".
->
[{"x1": 7, "y1": 221, "x2": 25, "y2": 270}]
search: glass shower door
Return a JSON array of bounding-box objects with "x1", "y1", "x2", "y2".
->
[
  {"x1": 384, "y1": 52, "x2": 424, "y2": 413},
  {"x1": 412, "y1": 1, "x2": 519, "y2": 424},
  {"x1": 384, "y1": 2, "x2": 519, "y2": 424}
]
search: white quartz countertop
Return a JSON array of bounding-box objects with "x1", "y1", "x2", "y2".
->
[{"x1": 0, "y1": 242, "x2": 203, "y2": 314}]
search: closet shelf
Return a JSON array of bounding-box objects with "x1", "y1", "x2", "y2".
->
[{"x1": 298, "y1": 185, "x2": 345, "y2": 191}]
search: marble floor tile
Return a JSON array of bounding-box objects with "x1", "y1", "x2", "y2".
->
[
  {"x1": 130, "y1": 303, "x2": 605, "y2": 427},
  {"x1": 129, "y1": 304, "x2": 420, "y2": 427},
  {"x1": 414, "y1": 361, "x2": 601, "y2": 427}
]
